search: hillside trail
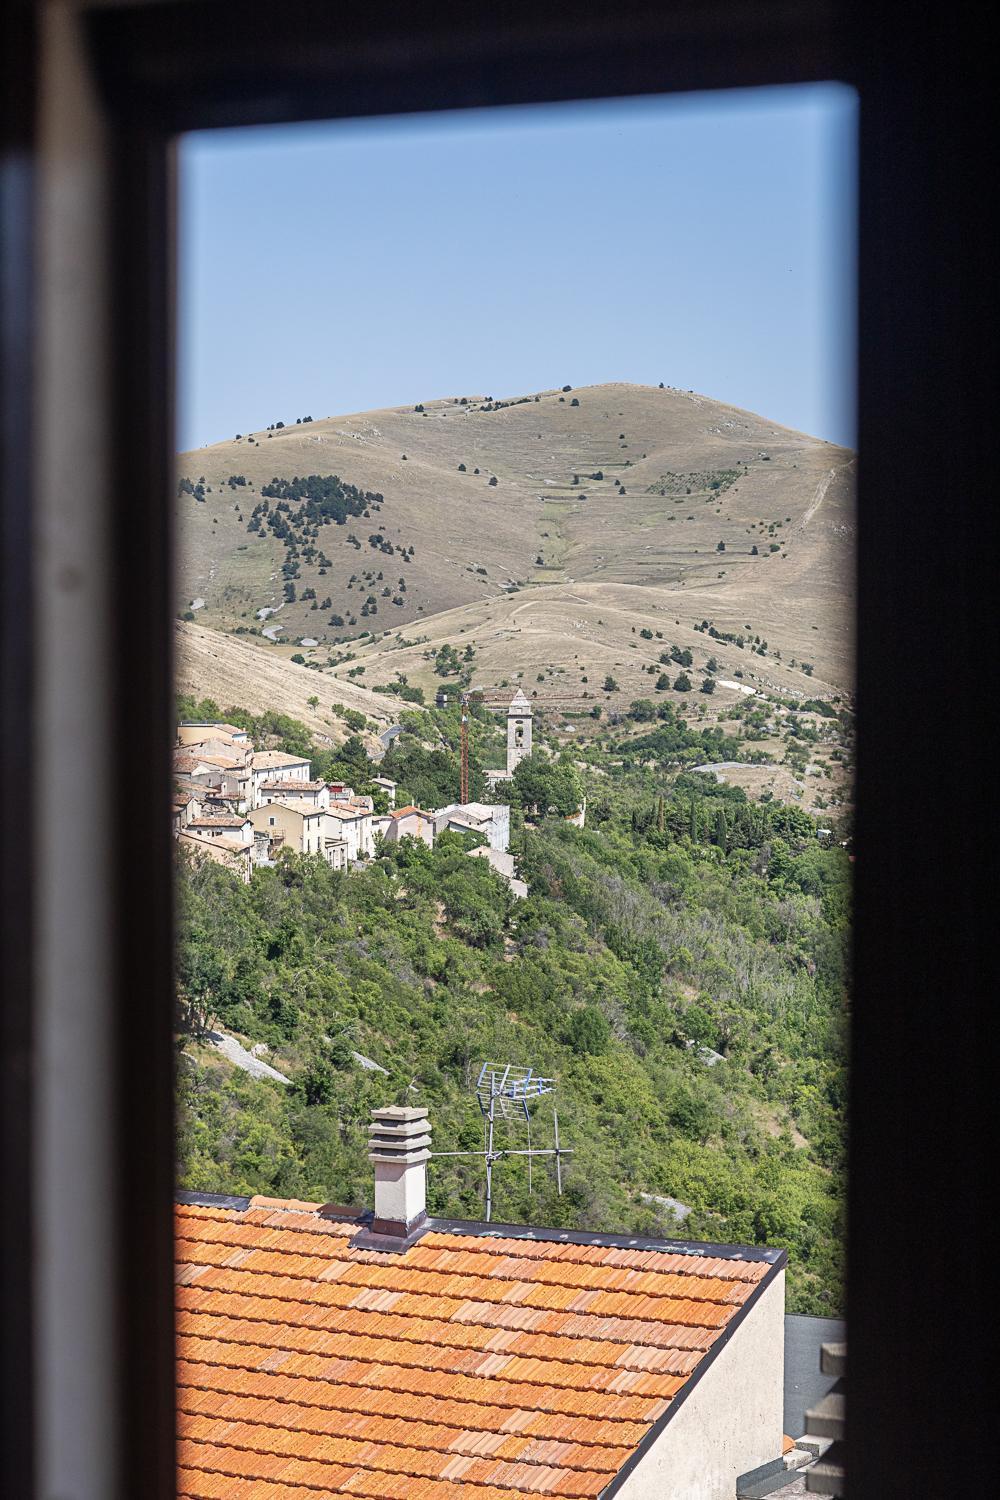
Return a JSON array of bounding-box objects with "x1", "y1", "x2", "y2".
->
[
  {"x1": 800, "y1": 458, "x2": 853, "y2": 531},
  {"x1": 206, "y1": 1030, "x2": 291, "y2": 1084}
]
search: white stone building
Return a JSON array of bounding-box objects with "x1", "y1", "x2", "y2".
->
[
  {"x1": 371, "y1": 774, "x2": 397, "y2": 808},
  {"x1": 177, "y1": 721, "x2": 250, "y2": 749},
  {"x1": 249, "y1": 750, "x2": 312, "y2": 808},
  {"x1": 324, "y1": 800, "x2": 374, "y2": 862},
  {"x1": 465, "y1": 843, "x2": 528, "y2": 898},
  {"x1": 176, "y1": 828, "x2": 252, "y2": 884},
  {"x1": 183, "y1": 811, "x2": 252, "y2": 845},
  {"x1": 259, "y1": 778, "x2": 330, "y2": 811},
  {"x1": 433, "y1": 800, "x2": 510, "y2": 853},
  {"x1": 383, "y1": 805, "x2": 435, "y2": 847}
]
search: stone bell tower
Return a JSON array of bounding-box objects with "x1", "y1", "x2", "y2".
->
[{"x1": 506, "y1": 689, "x2": 532, "y2": 775}]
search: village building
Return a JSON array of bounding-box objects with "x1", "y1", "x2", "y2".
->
[
  {"x1": 175, "y1": 1104, "x2": 787, "y2": 1500},
  {"x1": 566, "y1": 799, "x2": 587, "y2": 829},
  {"x1": 174, "y1": 732, "x2": 251, "y2": 766},
  {"x1": 215, "y1": 764, "x2": 253, "y2": 808},
  {"x1": 371, "y1": 773, "x2": 397, "y2": 808},
  {"x1": 466, "y1": 842, "x2": 529, "y2": 898},
  {"x1": 176, "y1": 828, "x2": 252, "y2": 884},
  {"x1": 177, "y1": 720, "x2": 250, "y2": 748},
  {"x1": 249, "y1": 749, "x2": 312, "y2": 808},
  {"x1": 250, "y1": 828, "x2": 271, "y2": 868},
  {"x1": 190, "y1": 753, "x2": 244, "y2": 781},
  {"x1": 383, "y1": 804, "x2": 435, "y2": 847},
  {"x1": 324, "y1": 800, "x2": 374, "y2": 862},
  {"x1": 249, "y1": 799, "x2": 328, "y2": 861},
  {"x1": 195, "y1": 784, "x2": 248, "y2": 817},
  {"x1": 172, "y1": 748, "x2": 221, "y2": 780},
  {"x1": 171, "y1": 791, "x2": 200, "y2": 831},
  {"x1": 258, "y1": 777, "x2": 330, "y2": 811},
  {"x1": 433, "y1": 799, "x2": 511, "y2": 853},
  {"x1": 322, "y1": 834, "x2": 351, "y2": 872},
  {"x1": 183, "y1": 811, "x2": 252, "y2": 845}
]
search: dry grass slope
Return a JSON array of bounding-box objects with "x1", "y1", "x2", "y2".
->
[
  {"x1": 176, "y1": 383, "x2": 854, "y2": 717},
  {"x1": 175, "y1": 620, "x2": 395, "y2": 748}
]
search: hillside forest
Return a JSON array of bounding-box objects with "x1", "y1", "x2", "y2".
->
[{"x1": 176, "y1": 694, "x2": 850, "y2": 1316}]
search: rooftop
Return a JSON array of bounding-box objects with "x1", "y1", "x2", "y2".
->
[
  {"x1": 254, "y1": 751, "x2": 312, "y2": 770},
  {"x1": 327, "y1": 801, "x2": 370, "y2": 819},
  {"x1": 174, "y1": 1194, "x2": 783, "y2": 1500},
  {"x1": 173, "y1": 752, "x2": 211, "y2": 772},
  {"x1": 259, "y1": 779, "x2": 328, "y2": 792},
  {"x1": 253, "y1": 798, "x2": 324, "y2": 819},
  {"x1": 180, "y1": 722, "x2": 249, "y2": 738},
  {"x1": 439, "y1": 802, "x2": 504, "y2": 823}
]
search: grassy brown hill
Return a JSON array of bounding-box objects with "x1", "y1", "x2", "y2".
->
[
  {"x1": 177, "y1": 382, "x2": 854, "y2": 717},
  {"x1": 175, "y1": 619, "x2": 395, "y2": 749}
]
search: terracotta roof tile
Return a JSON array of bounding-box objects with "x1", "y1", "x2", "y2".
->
[{"x1": 174, "y1": 1201, "x2": 780, "y2": 1496}]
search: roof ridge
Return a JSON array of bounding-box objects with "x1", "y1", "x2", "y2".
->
[
  {"x1": 176, "y1": 1218, "x2": 767, "y2": 1278},
  {"x1": 175, "y1": 1198, "x2": 783, "y2": 1265}
]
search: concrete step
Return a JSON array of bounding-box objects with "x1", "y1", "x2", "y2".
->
[
  {"x1": 795, "y1": 1433, "x2": 832, "y2": 1460},
  {"x1": 738, "y1": 1456, "x2": 806, "y2": 1498}
]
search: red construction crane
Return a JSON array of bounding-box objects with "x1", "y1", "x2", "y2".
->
[{"x1": 458, "y1": 687, "x2": 594, "y2": 803}]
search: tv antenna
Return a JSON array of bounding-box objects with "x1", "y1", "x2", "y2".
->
[{"x1": 430, "y1": 1061, "x2": 572, "y2": 1222}]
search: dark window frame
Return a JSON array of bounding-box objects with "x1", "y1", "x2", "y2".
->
[{"x1": 2, "y1": 3, "x2": 991, "y2": 1497}]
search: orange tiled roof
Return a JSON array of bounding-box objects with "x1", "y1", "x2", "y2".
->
[{"x1": 175, "y1": 1197, "x2": 783, "y2": 1498}]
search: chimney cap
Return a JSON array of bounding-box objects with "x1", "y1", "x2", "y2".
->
[
  {"x1": 357, "y1": 1102, "x2": 433, "y2": 1251},
  {"x1": 368, "y1": 1105, "x2": 432, "y2": 1164}
]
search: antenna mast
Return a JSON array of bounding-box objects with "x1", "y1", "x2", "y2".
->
[{"x1": 430, "y1": 1061, "x2": 572, "y2": 1222}]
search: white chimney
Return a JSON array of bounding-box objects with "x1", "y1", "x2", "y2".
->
[{"x1": 368, "y1": 1105, "x2": 431, "y2": 1235}]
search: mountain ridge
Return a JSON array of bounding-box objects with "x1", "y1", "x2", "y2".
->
[{"x1": 177, "y1": 381, "x2": 854, "y2": 730}]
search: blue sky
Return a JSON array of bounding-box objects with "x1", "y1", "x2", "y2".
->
[{"x1": 178, "y1": 84, "x2": 856, "y2": 452}]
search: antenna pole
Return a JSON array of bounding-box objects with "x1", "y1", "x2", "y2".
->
[
  {"x1": 485, "y1": 1094, "x2": 495, "y2": 1223},
  {"x1": 554, "y1": 1110, "x2": 563, "y2": 1196},
  {"x1": 470, "y1": 1061, "x2": 564, "y2": 1222}
]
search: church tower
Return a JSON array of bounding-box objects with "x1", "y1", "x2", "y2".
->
[{"x1": 506, "y1": 690, "x2": 532, "y2": 775}]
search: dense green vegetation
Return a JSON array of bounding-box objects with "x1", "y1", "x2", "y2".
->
[{"x1": 176, "y1": 703, "x2": 848, "y2": 1314}]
